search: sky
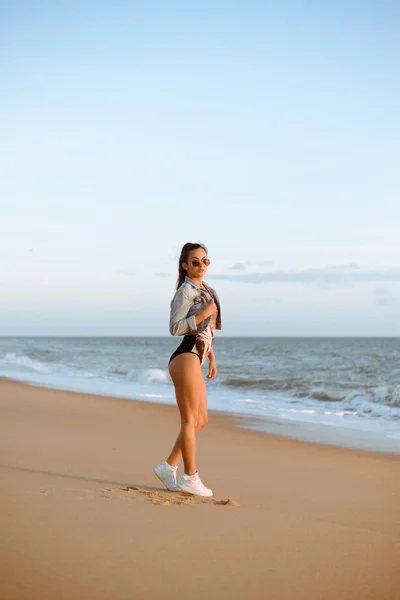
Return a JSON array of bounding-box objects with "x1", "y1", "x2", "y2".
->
[{"x1": 1, "y1": 0, "x2": 399, "y2": 336}]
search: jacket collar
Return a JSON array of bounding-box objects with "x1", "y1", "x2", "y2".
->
[
  {"x1": 184, "y1": 276, "x2": 215, "y2": 295},
  {"x1": 184, "y1": 276, "x2": 205, "y2": 291}
]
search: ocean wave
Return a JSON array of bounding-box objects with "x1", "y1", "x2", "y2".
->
[
  {"x1": 109, "y1": 365, "x2": 133, "y2": 375},
  {"x1": 109, "y1": 366, "x2": 170, "y2": 384},
  {"x1": 0, "y1": 352, "x2": 96, "y2": 378},
  {"x1": 310, "y1": 391, "x2": 346, "y2": 402},
  {"x1": 25, "y1": 349, "x2": 61, "y2": 362},
  {"x1": 140, "y1": 369, "x2": 169, "y2": 383},
  {"x1": 222, "y1": 374, "x2": 400, "y2": 410},
  {"x1": 370, "y1": 385, "x2": 400, "y2": 407},
  {"x1": 0, "y1": 352, "x2": 171, "y2": 387},
  {"x1": 223, "y1": 376, "x2": 309, "y2": 392},
  {"x1": 222, "y1": 376, "x2": 353, "y2": 399},
  {"x1": 1, "y1": 353, "x2": 53, "y2": 374}
]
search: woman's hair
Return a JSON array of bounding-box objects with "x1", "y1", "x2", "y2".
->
[{"x1": 176, "y1": 242, "x2": 208, "y2": 289}]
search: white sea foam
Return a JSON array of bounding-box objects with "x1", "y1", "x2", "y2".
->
[
  {"x1": 138, "y1": 393, "x2": 171, "y2": 399},
  {"x1": 141, "y1": 369, "x2": 169, "y2": 383}
]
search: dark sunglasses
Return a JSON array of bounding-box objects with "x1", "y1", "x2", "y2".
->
[{"x1": 190, "y1": 258, "x2": 211, "y2": 268}]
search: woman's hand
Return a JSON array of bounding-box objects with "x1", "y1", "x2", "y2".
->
[
  {"x1": 201, "y1": 296, "x2": 217, "y2": 319},
  {"x1": 206, "y1": 360, "x2": 218, "y2": 380}
]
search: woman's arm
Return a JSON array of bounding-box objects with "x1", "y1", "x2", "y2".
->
[
  {"x1": 169, "y1": 288, "x2": 215, "y2": 336},
  {"x1": 206, "y1": 347, "x2": 218, "y2": 380},
  {"x1": 169, "y1": 287, "x2": 197, "y2": 336}
]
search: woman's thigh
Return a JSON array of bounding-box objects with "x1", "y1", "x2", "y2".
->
[
  {"x1": 197, "y1": 377, "x2": 208, "y2": 425},
  {"x1": 169, "y1": 353, "x2": 204, "y2": 424}
]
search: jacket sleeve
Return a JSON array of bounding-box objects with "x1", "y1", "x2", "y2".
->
[{"x1": 169, "y1": 287, "x2": 198, "y2": 336}]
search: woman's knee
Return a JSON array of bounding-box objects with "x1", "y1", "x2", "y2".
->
[
  {"x1": 180, "y1": 418, "x2": 197, "y2": 431},
  {"x1": 196, "y1": 413, "x2": 208, "y2": 432}
]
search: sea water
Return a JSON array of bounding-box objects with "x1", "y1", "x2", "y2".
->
[{"x1": 1, "y1": 337, "x2": 399, "y2": 452}]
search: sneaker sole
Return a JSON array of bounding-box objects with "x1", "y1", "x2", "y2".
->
[
  {"x1": 153, "y1": 467, "x2": 179, "y2": 492},
  {"x1": 177, "y1": 483, "x2": 213, "y2": 497}
]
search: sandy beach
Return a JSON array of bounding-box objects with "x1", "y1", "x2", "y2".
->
[{"x1": 1, "y1": 377, "x2": 399, "y2": 600}]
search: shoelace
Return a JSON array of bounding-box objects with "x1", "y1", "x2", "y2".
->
[{"x1": 192, "y1": 474, "x2": 207, "y2": 489}]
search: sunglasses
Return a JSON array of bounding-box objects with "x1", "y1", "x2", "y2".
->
[{"x1": 190, "y1": 258, "x2": 211, "y2": 268}]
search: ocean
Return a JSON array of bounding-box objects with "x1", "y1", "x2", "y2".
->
[{"x1": 1, "y1": 336, "x2": 399, "y2": 453}]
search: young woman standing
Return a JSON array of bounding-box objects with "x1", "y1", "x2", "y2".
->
[{"x1": 154, "y1": 243, "x2": 221, "y2": 497}]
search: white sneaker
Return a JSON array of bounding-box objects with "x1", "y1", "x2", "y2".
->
[
  {"x1": 177, "y1": 472, "x2": 213, "y2": 497},
  {"x1": 153, "y1": 462, "x2": 179, "y2": 491}
]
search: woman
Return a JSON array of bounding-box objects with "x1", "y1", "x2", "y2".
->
[{"x1": 154, "y1": 242, "x2": 221, "y2": 497}]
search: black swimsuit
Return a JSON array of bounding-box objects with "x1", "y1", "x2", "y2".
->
[{"x1": 169, "y1": 334, "x2": 205, "y2": 364}]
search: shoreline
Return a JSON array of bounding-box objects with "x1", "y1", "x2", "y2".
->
[{"x1": 2, "y1": 375, "x2": 400, "y2": 455}]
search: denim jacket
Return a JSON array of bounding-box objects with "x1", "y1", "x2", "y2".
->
[{"x1": 169, "y1": 276, "x2": 222, "y2": 336}]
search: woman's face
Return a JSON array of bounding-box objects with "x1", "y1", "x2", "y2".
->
[{"x1": 183, "y1": 247, "x2": 210, "y2": 280}]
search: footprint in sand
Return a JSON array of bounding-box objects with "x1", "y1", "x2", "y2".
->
[{"x1": 100, "y1": 486, "x2": 240, "y2": 507}]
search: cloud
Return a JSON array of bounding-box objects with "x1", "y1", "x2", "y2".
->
[
  {"x1": 230, "y1": 263, "x2": 247, "y2": 271},
  {"x1": 113, "y1": 269, "x2": 136, "y2": 277},
  {"x1": 208, "y1": 265, "x2": 400, "y2": 287},
  {"x1": 323, "y1": 264, "x2": 360, "y2": 270},
  {"x1": 372, "y1": 287, "x2": 398, "y2": 307},
  {"x1": 27, "y1": 238, "x2": 50, "y2": 253},
  {"x1": 374, "y1": 296, "x2": 399, "y2": 307},
  {"x1": 154, "y1": 272, "x2": 169, "y2": 278},
  {"x1": 230, "y1": 260, "x2": 274, "y2": 271}
]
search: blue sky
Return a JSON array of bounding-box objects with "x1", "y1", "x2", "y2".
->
[{"x1": 1, "y1": 1, "x2": 399, "y2": 336}]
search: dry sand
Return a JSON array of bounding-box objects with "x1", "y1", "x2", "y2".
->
[{"x1": 1, "y1": 378, "x2": 399, "y2": 600}]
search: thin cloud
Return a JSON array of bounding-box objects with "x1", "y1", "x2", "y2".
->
[
  {"x1": 154, "y1": 272, "x2": 169, "y2": 278},
  {"x1": 323, "y1": 264, "x2": 360, "y2": 270},
  {"x1": 27, "y1": 238, "x2": 50, "y2": 253},
  {"x1": 375, "y1": 296, "x2": 399, "y2": 307},
  {"x1": 372, "y1": 287, "x2": 398, "y2": 307},
  {"x1": 230, "y1": 260, "x2": 274, "y2": 271},
  {"x1": 113, "y1": 269, "x2": 136, "y2": 277},
  {"x1": 208, "y1": 265, "x2": 400, "y2": 286}
]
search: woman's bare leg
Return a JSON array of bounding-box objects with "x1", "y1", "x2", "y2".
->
[
  {"x1": 166, "y1": 353, "x2": 207, "y2": 475},
  {"x1": 166, "y1": 373, "x2": 208, "y2": 468}
]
